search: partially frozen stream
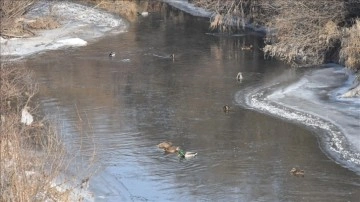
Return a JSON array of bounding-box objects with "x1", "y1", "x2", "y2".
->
[{"x1": 4, "y1": 0, "x2": 360, "y2": 201}]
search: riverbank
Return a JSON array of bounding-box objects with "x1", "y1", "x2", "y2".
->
[
  {"x1": 165, "y1": 0, "x2": 360, "y2": 173},
  {"x1": 0, "y1": 0, "x2": 127, "y2": 60},
  {"x1": 0, "y1": 62, "x2": 94, "y2": 201},
  {"x1": 177, "y1": 0, "x2": 360, "y2": 97},
  {"x1": 234, "y1": 64, "x2": 360, "y2": 174},
  {"x1": 0, "y1": 1, "x2": 128, "y2": 201},
  {"x1": 25, "y1": 9, "x2": 360, "y2": 201},
  {"x1": 0, "y1": 3, "x2": 358, "y2": 201}
]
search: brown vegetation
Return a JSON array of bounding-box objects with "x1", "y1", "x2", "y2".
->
[
  {"x1": 0, "y1": 62, "x2": 93, "y2": 201},
  {"x1": 77, "y1": 0, "x2": 148, "y2": 22},
  {"x1": 262, "y1": 1, "x2": 348, "y2": 66},
  {"x1": 27, "y1": 16, "x2": 61, "y2": 30},
  {"x1": 192, "y1": 0, "x2": 360, "y2": 70},
  {"x1": 0, "y1": 0, "x2": 61, "y2": 38},
  {"x1": 0, "y1": 0, "x2": 37, "y2": 37},
  {"x1": 340, "y1": 19, "x2": 360, "y2": 70}
]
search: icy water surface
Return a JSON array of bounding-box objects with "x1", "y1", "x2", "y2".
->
[{"x1": 27, "y1": 3, "x2": 360, "y2": 202}]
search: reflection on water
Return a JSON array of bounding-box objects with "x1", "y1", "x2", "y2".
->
[{"x1": 27, "y1": 3, "x2": 360, "y2": 202}]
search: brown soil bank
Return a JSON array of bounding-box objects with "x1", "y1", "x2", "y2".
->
[{"x1": 191, "y1": 0, "x2": 360, "y2": 71}]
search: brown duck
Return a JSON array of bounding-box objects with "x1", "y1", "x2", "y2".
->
[
  {"x1": 164, "y1": 146, "x2": 180, "y2": 153},
  {"x1": 157, "y1": 141, "x2": 173, "y2": 150}
]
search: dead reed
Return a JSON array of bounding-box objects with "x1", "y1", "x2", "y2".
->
[
  {"x1": 0, "y1": 0, "x2": 37, "y2": 37},
  {"x1": 0, "y1": 62, "x2": 94, "y2": 201},
  {"x1": 340, "y1": 19, "x2": 360, "y2": 70},
  {"x1": 192, "y1": 0, "x2": 360, "y2": 69}
]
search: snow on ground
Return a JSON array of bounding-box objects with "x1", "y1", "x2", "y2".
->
[
  {"x1": 237, "y1": 65, "x2": 360, "y2": 172},
  {"x1": 0, "y1": 1, "x2": 127, "y2": 59},
  {"x1": 161, "y1": 0, "x2": 212, "y2": 17}
]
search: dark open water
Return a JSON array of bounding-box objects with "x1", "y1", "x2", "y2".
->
[{"x1": 26, "y1": 3, "x2": 360, "y2": 202}]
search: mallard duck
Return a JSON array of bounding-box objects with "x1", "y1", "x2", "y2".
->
[
  {"x1": 109, "y1": 52, "x2": 116, "y2": 57},
  {"x1": 236, "y1": 72, "x2": 243, "y2": 81},
  {"x1": 241, "y1": 45, "x2": 253, "y2": 50},
  {"x1": 290, "y1": 167, "x2": 305, "y2": 177},
  {"x1": 178, "y1": 149, "x2": 197, "y2": 158},
  {"x1": 223, "y1": 105, "x2": 230, "y2": 113},
  {"x1": 164, "y1": 146, "x2": 180, "y2": 153},
  {"x1": 157, "y1": 141, "x2": 173, "y2": 149}
]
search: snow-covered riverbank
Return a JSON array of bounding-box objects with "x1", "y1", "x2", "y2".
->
[
  {"x1": 0, "y1": 1, "x2": 127, "y2": 60},
  {"x1": 236, "y1": 64, "x2": 360, "y2": 173}
]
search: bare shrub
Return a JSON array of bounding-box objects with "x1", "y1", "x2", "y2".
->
[
  {"x1": 1, "y1": 63, "x2": 93, "y2": 201},
  {"x1": 262, "y1": 1, "x2": 346, "y2": 66},
  {"x1": 0, "y1": 0, "x2": 37, "y2": 37},
  {"x1": 340, "y1": 19, "x2": 360, "y2": 70},
  {"x1": 192, "y1": 0, "x2": 360, "y2": 67},
  {"x1": 0, "y1": 0, "x2": 62, "y2": 38},
  {"x1": 192, "y1": 0, "x2": 252, "y2": 32}
]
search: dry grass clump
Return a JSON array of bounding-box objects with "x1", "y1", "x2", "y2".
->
[
  {"x1": 192, "y1": 0, "x2": 250, "y2": 32},
  {"x1": 262, "y1": 1, "x2": 345, "y2": 66},
  {"x1": 192, "y1": 0, "x2": 360, "y2": 68},
  {"x1": 77, "y1": 0, "x2": 148, "y2": 22},
  {"x1": 27, "y1": 16, "x2": 61, "y2": 30},
  {"x1": 0, "y1": 0, "x2": 37, "y2": 37},
  {"x1": 0, "y1": 63, "x2": 90, "y2": 201},
  {"x1": 340, "y1": 19, "x2": 360, "y2": 70},
  {"x1": 0, "y1": 0, "x2": 61, "y2": 38}
]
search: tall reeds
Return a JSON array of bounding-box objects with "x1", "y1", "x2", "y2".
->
[{"x1": 192, "y1": 0, "x2": 360, "y2": 69}]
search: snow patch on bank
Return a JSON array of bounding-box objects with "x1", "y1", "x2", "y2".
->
[
  {"x1": 0, "y1": 1, "x2": 127, "y2": 59},
  {"x1": 161, "y1": 0, "x2": 212, "y2": 17},
  {"x1": 237, "y1": 65, "x2": 360, "y2": 173}
]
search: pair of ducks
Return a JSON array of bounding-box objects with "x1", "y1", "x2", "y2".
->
[
  {"x1": 157, "y1": 141, "x2": 197, "y2": 158},
  {"x1": 223, "y1": 72, "x2": 244, "y2": 113}
]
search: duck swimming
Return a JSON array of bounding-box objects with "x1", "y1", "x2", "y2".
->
[
  {"x1": 236, "y1": 72, "x2": 243, "y2": 81},
  {"x1": 109, "y1": 52, "x2": 116, "y2": 57},
  {"x1": 223, "y1": 105, "x2": 230, "y2": 113},
  {"x1": 157, "y1": 141, "x2": 173, "y2": 150},
  {"x1": 290, "y1": 167, "x2": 305, "y2": 177},
  {"x1": 178, "y1": 149, "x2": 197, "y2": 158},
  {"x1": 241, "y1": 45, "x2": 253, "y2": 50},
  {"x1": 164, "y1": 146, "x2": 180, "y2": 153}
]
